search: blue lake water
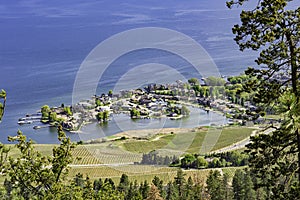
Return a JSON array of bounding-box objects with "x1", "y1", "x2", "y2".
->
[{"x1": 0, "y1": 0, "x2": 281, "y2": 143}]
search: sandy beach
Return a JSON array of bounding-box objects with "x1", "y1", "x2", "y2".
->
[{"x1": 113, "y1": 126, "x2": 209, "y2": 139}]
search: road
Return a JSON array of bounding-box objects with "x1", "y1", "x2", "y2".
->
[{"x1": 69, "y1": 162, "x2": 135, "y2": 168}]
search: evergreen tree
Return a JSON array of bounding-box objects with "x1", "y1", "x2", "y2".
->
[
  {"x1": 165, "y1": 181, "x2": 178, "y2": 200},
  {"x1": 227, "y1": 0, "x2": 300, "y2": 197},
  {"x1": 146, "y1": 185, "x2": 164, "y2": 200},
  {"x1": 243, "y1": 170, "x2": 256, "y2": 200},
  {"x1": 0, "y1": 89, "x2": 6, "y2": 122},
  {"x1": 1, "y1": 126, "x2": 76, "y2": 199},
  {"x1": 74, "y1": 173, "x2": 84, "y2": 188},
  {"x1": 232, "y1": 169, "x2": 244, "y2": 200},
  {"x1": 222, "y1": 173, "x2": 233, "y2": 200},
  {"x1": 104, "y1": 178, "x2": 116, "y2": 190},
  {"x1": 83, "y1": 176, "x2": 94, "y2": 199},
  {"x1": 232, "y1": 169, "x2": 256, "y2": 200},
  {"x1": 140, "y1": 180, "x2": 150, "y2": 199},
  {"x1": 206, "y1": 170, "x2": 224, "y2": 200},
  {"x1": 184, "y1": 176, "x2": 194, "y2": 199},
  {"x1": 152, "y1": 176, "x2": 163, "y2": 193},
  {"x1": 174, "y1": 169, "x2": 186, "y2": 199},
  {"x1": 118, "y1": 174, "x2": 130, "y2": 195},
  {"x1": 93, "y1": 178, "x2": 103, "y2": 192}
]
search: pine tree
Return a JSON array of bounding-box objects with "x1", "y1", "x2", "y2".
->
[
  {"x1": 184, "y1": 176, "x2": 194, "y2": 199},
  {"x1": 222, "y1": 173, "x2": 233, "y2": 200},
  {"x1": 146, "y1": 185, "x2": 164, "y2": 200},
  {"x1": 93, "y1": 178, "x2": 103, "y2": 192},
  {"x1": 165, "y1": 181, "x2": 178, "y2": 200},
  {"x1": 140, "y1": 180, "x2": 150, "y2": 199},
  {"x1": 174, "y1": 169, "x2": 186, "y2": 199},
  {"x1": 74, "y1": 173, "x2": 84, "y2": 188},
  {"x1": 232, "y1": 169, "x2": 244, "y2": 200},
  {"x1": 206, "y1": 170, "x2": 224, "y2": 200},
  {"x1": 0, "y1": 89, "x2": 6, "y2": 122},
  {"x1": 152, "y1": 176, "x2": 163, "y2": 193},
  {"x1": 118, "y1": 174, "x2": 130, "y2": 194},
  {"x1": 227, "y1": 0, "x2": 300, "y2": 197}
]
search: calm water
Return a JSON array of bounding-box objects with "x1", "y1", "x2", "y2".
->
[{"x1": 0, "y1": 0, "x2": 263, "y2": 143}]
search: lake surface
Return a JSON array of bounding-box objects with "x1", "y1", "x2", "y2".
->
[{"x1": 0, "y1": 0, "x2": 266, "y2": 143}]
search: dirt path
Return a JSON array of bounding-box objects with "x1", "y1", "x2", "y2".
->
[{"x1": 69, "y1": 162, "x2": 134, "y2": 168}]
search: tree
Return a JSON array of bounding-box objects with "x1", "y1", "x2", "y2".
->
[
  {"x1": 188, "y1": 78, "x2": 199, "y2": 86},
  {"x1": 191, "y1": 156, "x2": 208, "y2": 169},
  {"x1": 152, "y1": 176, "x2": 163, "y2": 193},
  {"x1": 103, "y1": 110, "x2": 109, "y2": 122},
  {"x1": 180, "y1": 105, "x2": 190, "y2": 116},
  {"x1": 130, "y1": 108, "x2": 140, "y2": 118},
  {"x1": 49, "y1": 111, "x2": 58, "y2": 122},
  {"x1": 204, "y1": 76, "x2": 226, "y2": 86},
  {"x1": 0, "y1": 125, "x2": 77, "y2": 199},
  {"x1": 222, "y1": 173, "x2": 233, "y2": 200},
  {"x1": 0, "y1": 89, "x2": 6, "y2": 122},
  {"x1": 140, "y1": 180, "x2": 150, "y2": 199},
  {"x1": 118, "y1": 174, "x2": 130, "y2": 194},
  {"x1": 206, "y1": 170, "x2": 224, "y2": 200},
  {"x1": 184, "y1": 176, "x2": 194, "y2": 199},
  {"x1": 165, "y1": 181, "x2": 178, "y2": 200},
  {"x1": 64, "y1": 106, "x2": 73, "y2": 116},
  {"x1": 41, "y1": 105, "x2": 51, "y2": 121},
  {"x1": 74, "y1": 173, "x2": 84, "y2": 188},
  {"x1": 146, "y1": 185, "x2": 164, "y2": 200},
  {"x1": 108, "y1": 90, "x2": 113, "y2": 97},
  {"x1": 94, "y1": 178, "x2": 103, "y2": 192},
  {"x1": 228, "y1": 0, "x2": 300, "y2": 197},
  {"x1": 232, "y1": 169, "x2": 256, "y2": 200},
  {"x1": 96, "y1": 111, "x2": 104, "y2": 122},
  {"x1": 180, "y1": 154, "x2": 195, "y2": 169},
  {"x1": 174, "y1": 169, "x2": 186, "y2": 199}
]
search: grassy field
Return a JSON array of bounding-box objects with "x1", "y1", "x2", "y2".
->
[
  {"x1": 122, "y1": 134, "x2": 176, "y2": 153},
  {"x1": 121, "y1": 126, "x2": 255, "y2": 154},
  {"x1": 211, "y1": 127, "x2": 254, "y2": 150}
]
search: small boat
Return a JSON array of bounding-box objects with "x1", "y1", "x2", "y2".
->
[
  {"x1": 18, "y1": 120, "x2": 33, "y2": 125},
  {"x1": 33, "y1": 126, "x2": 41, "y2": 129}
]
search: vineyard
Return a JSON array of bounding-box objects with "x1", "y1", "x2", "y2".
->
[
  {"x1": 4, "y1": 126, "x2": 255, "y2": 185},
  {"x1": 68, "y1": 165, "x2": 218, "y2": 184}
]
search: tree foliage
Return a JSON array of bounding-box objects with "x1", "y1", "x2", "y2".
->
[
  {"x1": 0, "y1": 89, "x2": 6, "y2": 122},
  {"x1": 228, "y1": 0, "x2": 300, "y2": 198}
]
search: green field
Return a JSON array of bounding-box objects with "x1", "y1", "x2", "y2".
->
[{"x1": 121, "y1": 127, "x2": 255, "y2": 154}]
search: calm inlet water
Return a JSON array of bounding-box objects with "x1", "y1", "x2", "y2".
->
[{"x1": 0, "y1": 0, "x2": 262, "y2": 143}]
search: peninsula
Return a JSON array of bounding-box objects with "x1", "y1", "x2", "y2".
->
[{"x1": 18, "y1": 75, "x2": 280, "y2": 132}]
